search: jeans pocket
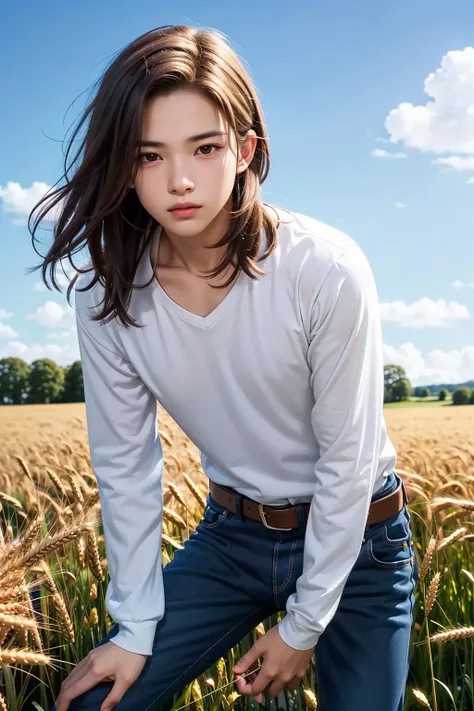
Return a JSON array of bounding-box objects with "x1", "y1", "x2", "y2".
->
[
  {"x1": 199, "y1": 502, "x2": 228, "y2": 530},
  {"x1": 367, "y1": 506, "x2": 413, "y2": 570}
]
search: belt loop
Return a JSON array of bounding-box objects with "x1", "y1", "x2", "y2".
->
[
  {"x1": 295, "y1": 503, "x2": 307, "y2": 530},
  {"x1": 401, "y1": 481, "x2": 408, "y2": 505},
  {"x1": 234, "y1": 492, "x2": 244, "y2": 522}
]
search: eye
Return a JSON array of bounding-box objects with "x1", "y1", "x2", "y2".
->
[
  {"x1": 196, "y1": 144, "x2": 221, "y2": 156},
  {"x1": 138, "y1": 153, "x2": 161, "y2": 164}
]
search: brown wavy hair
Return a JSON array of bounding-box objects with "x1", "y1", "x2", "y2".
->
[{"x1": 27, "y1": 25, "x2": 279, "y2": 328}]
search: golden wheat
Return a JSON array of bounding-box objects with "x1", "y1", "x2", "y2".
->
[
  {"x1": 437, "y1": 527, "x2": 467, "y2": 551},
  {"x1": 425, "y1": 572, "x2": 441, "y2": 616}
]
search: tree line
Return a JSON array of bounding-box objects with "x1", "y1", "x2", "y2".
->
[
  {"x1": 1, "y1": 357, "x2": 473, "y2": 406},
  {"x1": 0, "y1": 357, "x2": 83, "y2": 405},
  {"x1": 384, "y1": 364, "x2": 474, "y2": 405}
]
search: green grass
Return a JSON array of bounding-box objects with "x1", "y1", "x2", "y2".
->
[{"x1": 384, "y1": 397, "x2": 453, "y2": 409}]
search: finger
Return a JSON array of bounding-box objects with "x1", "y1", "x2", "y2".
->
[
  {"x1": 101, "y1": 679, "x2": 132, "y2": 711},
  {"x1": 58, "y1": 657, "x2": 90, "y2": 696},
  {"x1": 56, "y1": 662, "x2": 92, "y2": 711},
  {"x1": 234, "y1": 675, "x2": 264, "y2": 704},
  {"x1": 267, "y1": 677, "x2": 288, "y2": 698},
  {"x1": 286, "y1": 675, "x2": 302, "y2": 694},
  {"x1": 233, "y1": 646, "x2": 260, "y2": 676},
  {"x1": 56, "y1": 668, "x2": 105, "y2": 711},
  {"x1": 245, "y1": 668, "x2": 273, "y2": 697}
]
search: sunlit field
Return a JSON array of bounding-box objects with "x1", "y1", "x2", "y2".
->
[{"x1": 0, "y1": 402, "x2": 473, "y2": 711}]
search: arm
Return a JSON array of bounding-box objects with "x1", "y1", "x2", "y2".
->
[
  {"x1": 278, "y1": 244, "x2": 386, "y2": 651},
  {"x1": 75, "y1": 298, "x2": 164, "y2": 656}
]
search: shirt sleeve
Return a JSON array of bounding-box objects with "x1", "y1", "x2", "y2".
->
[
  {"x1": 277, "y1": 244, "x2": 386, "y2": 651},
  {"x1": 75, "y1": 297, "x2": 165, "y2": 656}
]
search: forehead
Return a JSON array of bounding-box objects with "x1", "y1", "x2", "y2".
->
[{"x1": 141, "y1": 88, "x2": 230, "y2": 140}]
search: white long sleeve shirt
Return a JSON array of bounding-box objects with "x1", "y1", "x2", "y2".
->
[{"x1": 74, "y1": 205, "x2": 397, "y2": 656}]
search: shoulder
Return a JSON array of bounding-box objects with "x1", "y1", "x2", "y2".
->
[
  {"x1": 73, "y1": 260, "x2": 102, "y2": 321},
  {"x1": 72, "y1": 260, "x2": 119, "y2": 347},
  {"x1": 268, "y1": 205, "x2": 375, "y2": 300}
]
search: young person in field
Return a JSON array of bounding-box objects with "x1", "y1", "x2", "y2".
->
[{"x1": 30, "y1": 24, "x2": 419, "y2": 711}]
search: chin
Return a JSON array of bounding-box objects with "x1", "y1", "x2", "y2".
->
[{"x1": 162, "y1": 210, "x2": 220, "y2": 234}]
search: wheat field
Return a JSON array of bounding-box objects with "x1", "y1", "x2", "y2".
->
[{"x1": 0, "y1": 402, "x2": 473, "y2": 711}]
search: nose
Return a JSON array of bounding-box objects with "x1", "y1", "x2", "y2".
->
[{"x1": 168, "y1": 162, "x2": 195, "y2": 195}]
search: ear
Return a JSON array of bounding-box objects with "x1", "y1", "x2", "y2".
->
[{"x1": 236, "y1": 130, "x2": 258, "y2": 174}]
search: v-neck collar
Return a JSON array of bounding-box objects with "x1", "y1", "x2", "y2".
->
[{"x1": 141, "y1": 225, "x2": 248, "y2": 330}]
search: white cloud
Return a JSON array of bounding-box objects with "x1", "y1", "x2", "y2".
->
[
  {"x1": 0, "y1": 310, "x2": 13, "y2": 319},
  {"x1": 451, "y1": 281, "x2": 474, "y2": 288},
  {"x1": 26, "y1": 301, "x2": 76, "y2": 328},
  {"x1": 385, "y1": 47, "x2": 474, "y2": 156},
  {"x1": 0, "y1": 339, "x2": 79, "y2": 366},
  {"x1": 33, "y1": 282, "x2": 48, "y2": 292},
  {"x1": 371, "y1": 149, "x2": 408, "y2": 159},
  {"x1": 46, "y1": 331, "x2": 74, "y2": 340},
  {"x1": 394, "y1": 201, "x2": 407, "y2": 208},
  {"x1": 1, "y1": 302, "x2": 79, "y2": 365},
  {"x1": 380, "y1": 297, "x2": 470, "y2": 327},
  {"x1": 468, "y1": 176, "x2": 474, "y2": 184},
  {"x1": 434, "y1": 156, "x2": 474, "y2": 171},
  {"x1": 0, "y1": 181, "x2": 61, "y2": 225},
  {"x1": 0, "y1": 323, "x2": 19, "y2": 338},
  {"x1": 384, "y1": 342, "x2": 474, "y2": 386}
]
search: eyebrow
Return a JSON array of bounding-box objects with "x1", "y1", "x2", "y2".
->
[{"x1": 137, "y1": 130, "x2": 227, "y2": 148}]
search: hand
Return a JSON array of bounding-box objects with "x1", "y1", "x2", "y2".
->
[
  {"x1": 233, "y1": 624, "x2": 313, "y2": 702},
  {"x1": 55, "y1": 641, "x2": 147, "y2": 711}
]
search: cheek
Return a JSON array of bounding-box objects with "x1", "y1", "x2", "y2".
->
[
  {"x1": 133, "y1": 170, "x2": 163, "y2": 207},
  {"x1": 209, "y1": 154, "x2": 237, "y2": 194}
]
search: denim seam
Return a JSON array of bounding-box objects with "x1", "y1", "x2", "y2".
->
[
  {"x1": 149, "y1": 604, "x2": 269, "y2": 711},
  {"x1": 367, "y1": 538, "x2": 412, "y2": 569},
  {"x1": 200, "y1": 509, "x2": 228, "y2": 530},
  {"x1": 276, "y1": 537, "x2": 299, "y2": 595},
  {"x1": 272, "y1": 533, "x2": 283, "y2": 607}
]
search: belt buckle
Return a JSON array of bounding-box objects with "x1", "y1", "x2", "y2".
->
[{"x1": 258, "y1": 504, "x2": 293, "y2": 531}]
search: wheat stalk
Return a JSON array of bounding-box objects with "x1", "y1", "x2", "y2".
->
[
  {"x1": 166, "y1": 482, "x2": 187, "y2": 508},
  {"x1": 182, "y1": 472, "x2": 207, "y2": 509},
  {"x1": 163, "y1": 507, "x2": 187, "y2": 530},
  {"x1": 46, "y1": 468, "x2": 69, "y2": 500},
  {"x1": 425, "y1": 573, "x2": 441, "y2": 616},
  {"x1": 86, "y1": 529, "x2": 105, "y2": 582},
  {"x1": 430, "y1": 627, "x2": 474, "y2": 644},
  {"x1": 419, "y1": 537, "x2": 436, "y2": 584},
  {"x1": 0, "y1": 647, "x2": 51, "y2": 665},
  {"x1": 432, "y1": 497, "x2": 474, "y2": 512},
  {"x1": 17, "y1": 521, "x2": 95, "y2": 568},
  {"x1": 0, "y1": 613, "x2": 37, "y2": 631},
  {"x1": 437, "y1": 527, "x2": 467, "y2": 552}
]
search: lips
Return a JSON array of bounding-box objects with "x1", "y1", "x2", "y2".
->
[{"x1": 169, "y1": 203, "x2": 200, "y2": 211}]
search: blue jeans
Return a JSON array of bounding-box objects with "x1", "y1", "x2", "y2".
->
[{"x1": 53, "y1": 472, "x2": 418, "y2": 711}]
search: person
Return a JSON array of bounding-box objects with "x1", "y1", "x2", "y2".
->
[{"x1": 29, "y1": 24, "x2": 419, "y2": 711}]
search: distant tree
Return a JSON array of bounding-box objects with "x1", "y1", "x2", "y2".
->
[
  {"x1": 453, "y1": 387, "x2": 471, "y2": 406},
  {"x1": 60, "y1": 361, "x2": 84, "y2": 402},
  {"x1": 392, "y1": 378, "x2": 412, "y2": 402},
  {"x1": 0, "y1": 358, "x2": 31, "y2": 404},
  {"x1": 26, "y1": 359, "x2": 65, "y2": 404},
  {"x1": 384, "y1": 365, "x2": 410, "y2": 403},
  {"x1": 418, "y1": 387, "x2": 431, "y2": 398},
  {"x1": 439, "y1": 389, "x2": 448, "y2": 401},
  {"x1": 469, "y1": 389, "x2": 474, "y2": 405}
]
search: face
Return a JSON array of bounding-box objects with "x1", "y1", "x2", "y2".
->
[{"x1": 131, "y1": 87, "x2": 256, "y2": 239}]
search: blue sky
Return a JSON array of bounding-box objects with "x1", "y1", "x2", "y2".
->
[{"x1": 1, "y1": 0, "x2": 473, "y2": 386}]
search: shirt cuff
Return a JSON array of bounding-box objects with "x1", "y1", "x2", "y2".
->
[
  {"x1": 108, "y1": 620, "x2": 158, "y2": 656},
  {"x1": 277, "y1": 614, "x2": 320, "y2": 652}
]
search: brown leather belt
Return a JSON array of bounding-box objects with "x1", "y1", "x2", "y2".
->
[{"x1": 209, "y1": 478, "x2": 406, "y2": 531}]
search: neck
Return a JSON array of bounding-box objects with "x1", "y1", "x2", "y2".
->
[{"x1": 157, "y1": 203, "x2": 234, "y2": 275}]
